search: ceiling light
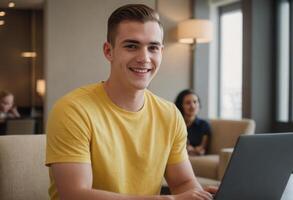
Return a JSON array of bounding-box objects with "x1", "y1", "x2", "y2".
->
[
  {"x1": 0, "y1": 11, "x2": 5, "y2": 17},
  {"x1": 0, "y1": 20, "x2": 5, "y2": 26},
  {"x1": 8, "y1": 2, "x2": 15, "y2": 8}
]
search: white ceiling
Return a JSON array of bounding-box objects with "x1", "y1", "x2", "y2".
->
[{"x1": 0, "y1": 0, "x2": 43, "y2": 9}]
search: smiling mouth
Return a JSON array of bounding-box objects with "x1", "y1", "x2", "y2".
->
[{"x1": 129, "y1": 68, "x2": 152, "y2": 73}]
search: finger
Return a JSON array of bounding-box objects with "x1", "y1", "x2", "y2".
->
[
  {"x1": 195, "y1": 191, "x2": 213, "y2": 200},
  {"x1": 191, "y1": 194, "x2": 204, "y2": 200},
  {"x1": 200, "y1": 191, "x2": 213, "y2": 199},
  {"x1": 204, "y1": 186, "x2": 218, "y2": 194}
]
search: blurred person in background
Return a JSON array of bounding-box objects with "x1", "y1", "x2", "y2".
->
[
  {"x1": 175, "y1": 89, "x2": 212, "y2": 156},
  {"x1": 0, "y1": 90, "x2": 21, "y2": 122}
]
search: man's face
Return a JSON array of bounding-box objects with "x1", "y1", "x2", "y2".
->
[{"x1": 104, "y1": 21, "x2": 163, "y2": 91}]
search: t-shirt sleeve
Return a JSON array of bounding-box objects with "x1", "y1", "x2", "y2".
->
[
  {"x1": 167, "y1": 105, "x2": 188, "y2": 165},
  {"x1": 203, "y1": 120, "x2": 212, "y2": 137},
  {"x1": 46, "y1": 99, "x2": 92, "y2": 166}
]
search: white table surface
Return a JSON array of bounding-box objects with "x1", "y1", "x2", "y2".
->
[{"x1": 281, "y1": 174, "x2": 293, "y2": 200}]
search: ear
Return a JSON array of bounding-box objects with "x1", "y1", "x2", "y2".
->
[{"x1": 103, "y1": 42, "x2": 113, "y2": 61}]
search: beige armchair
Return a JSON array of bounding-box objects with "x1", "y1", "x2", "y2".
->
[
  {"x1": 0, "y1": 134, "x2": 49, "y2": 200},
  {"x1": 189, "y1": 118, "x2": 256, "y2": 184}
]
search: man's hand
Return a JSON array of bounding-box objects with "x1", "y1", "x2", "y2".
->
[
  {"x1": 173, "y1": 189, "x2": 213, "y2": 200},
  {"x1": 204, "y1": 186, "x2": 218, "y2": 195}
]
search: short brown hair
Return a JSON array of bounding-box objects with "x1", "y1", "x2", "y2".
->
[
  {"x1": 0, "y1": 90, "x2": 12, "y2": 100},
  {"x1": 107, "y1": 4, "x2": 162, "y2": 46}
]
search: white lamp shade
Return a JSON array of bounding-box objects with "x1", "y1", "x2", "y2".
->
[{"x1": 178, "y1": 19, "x2": 213, "y2": 44}]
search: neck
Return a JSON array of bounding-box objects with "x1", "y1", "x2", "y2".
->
[
  {"x1": 103, "y1": 80, "x2": 145, "y2": 112},
  {"x1": 184, "y1": 115, "x2": 196, "y2": 127}
]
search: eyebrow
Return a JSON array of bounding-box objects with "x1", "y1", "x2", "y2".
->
[{"x1": 122, "y1": 39, "x2": 162, "y2": 46}]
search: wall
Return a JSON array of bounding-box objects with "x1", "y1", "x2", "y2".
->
[
  {"x1": 148, "y1": 0, "x2": 191, "y2": 102},
  {"x1": 194, "y1": 0, "x2": 244, "y2": 118},
  {"x1": 193, "y1": 0, "x2": 212, "y2": 118},
  {"x1": 248, "y1": 0, "x2": 274, "y2": 132},
  {"x1": 196, "y1": 0, "x2": 274, "y2": 132},
  {"x1": 0, "y1": 9, "x2": 43, "y2": 107},
  {"x1": 0, "y1": 9, "x2": 31, "y2": 107},
  {"x1": 45, "y1": 0, "x2": 191, "y2": 116}
]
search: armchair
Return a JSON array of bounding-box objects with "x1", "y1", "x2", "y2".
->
[
  {"x1": 0, "y1": 134, "x2": 49, "y2": 200},
  {"x1": 189, "y1": 119, "x2": 255, "y2": 184}
]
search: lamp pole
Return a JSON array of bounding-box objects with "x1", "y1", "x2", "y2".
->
[{"x1": 190, "y1": 39, "x2": 197, "y2": 90}]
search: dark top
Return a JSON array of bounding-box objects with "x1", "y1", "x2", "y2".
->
[{"x1": 187, "y1": 118, "x2": 211, "y2": 147}]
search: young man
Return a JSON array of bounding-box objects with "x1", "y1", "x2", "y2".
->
[{"x1": 46, "y1": 4, "x2": 216, "y2": 200}]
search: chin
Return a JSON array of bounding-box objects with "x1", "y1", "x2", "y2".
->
[
  {"x1": 133, "y1": 84, "x2": 148, "y2": 91},
  {"x1": 131, "y1": 81, "x2": 151, "y2": 90}
]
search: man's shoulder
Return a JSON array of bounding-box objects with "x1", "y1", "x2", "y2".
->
[
  {"x1": 145, "y1": 90, "x2": 175, "y2": 109},
  {"x1": 145, "y1": 90, "x2": 179, "y2": 118},
  {"x1": 66, "y1": 82, "x2": 100, "y2": 99},
  {"x1": 53, "y1": 82, "x2": 102, "y2": 109}
]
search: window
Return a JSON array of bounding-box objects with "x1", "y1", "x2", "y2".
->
[
  {"x1": 218, "y1": 3, "x2": 243, "y2": 119},
  {"x1": 276, "y1": 0, "x2": 293, "y2": 122}
]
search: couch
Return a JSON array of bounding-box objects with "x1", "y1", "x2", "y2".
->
[
  {"x1": 0, "y1": 134, "x2": 49, "y2": 200},
  {"x1": 189, "y1": 118, "x2": 256, "y2": 182}
]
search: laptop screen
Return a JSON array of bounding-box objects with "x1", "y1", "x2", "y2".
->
[{"x1": 214, "y1": 133, "x2": 293, "y2": 200}]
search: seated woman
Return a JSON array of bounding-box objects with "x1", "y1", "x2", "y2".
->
[
  {"x1": 175, "y1": 89, "x2": 212, "y2": 156},
  {"x1": 0, "y1": 90, "x2": 20, "y2": 122}
]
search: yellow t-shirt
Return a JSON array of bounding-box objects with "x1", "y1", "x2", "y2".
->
[{"x1": 46, "y1": 82, "x2": 188, "y2": 199}]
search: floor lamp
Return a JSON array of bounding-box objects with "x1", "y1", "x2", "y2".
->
[{"x1": 177, "y1": 19, "x2": 213, "y2": 89}]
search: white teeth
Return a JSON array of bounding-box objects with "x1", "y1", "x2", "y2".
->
[{"x1": 131, "y1": 68, "x2": 149, "y2": 73}]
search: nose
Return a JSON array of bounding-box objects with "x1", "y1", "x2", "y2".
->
[
  {"x1": 136, "y1": 47, "x2": 151, "y2": 63},
  {"x1": 189, "y1": 102, "x2": 196, "y2": 109}
]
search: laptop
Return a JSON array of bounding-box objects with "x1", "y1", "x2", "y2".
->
[{"x1": 214, "y1": 133, "x2": 293, "y2": 200}]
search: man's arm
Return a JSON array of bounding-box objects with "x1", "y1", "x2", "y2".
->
[
  {"x1": 164, "y1": 160, "x2": 214, "y2": 199},
  {"x1": 164, "y1": 160, "x2": 202, "y2": 194},
  {"x1": 52, "y1": 162, "x2": 213, "y2": 200},
  {"x1": 51, "y1": 163, "x2": 170, "y2": 200}
]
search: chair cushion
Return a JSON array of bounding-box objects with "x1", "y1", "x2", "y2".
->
[
  {"x1": 209, "y1": 119, "x2": 255, "y2": 154},
  {"x1": 0, "y1": 135, "x2": 49, "y2": 200},
  {"x1": 189, "y1": 155, "x2": 219, "y2": 180}
]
